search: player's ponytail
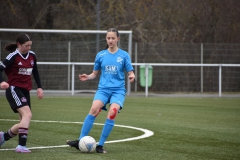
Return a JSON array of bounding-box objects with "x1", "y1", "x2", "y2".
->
[{"x1": 4, "y1": 43, "x2": 17, "y2": 52}]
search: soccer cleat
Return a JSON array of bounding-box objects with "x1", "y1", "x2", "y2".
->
[
  {"x1": 0, "y1": 132, "x2": 5, "y2": 147},
  {"x1": 66, "y1": 140, "x2": 79, "y2": 150},
  {"x1": 96, "y1": 145, "x2": 107, "y2": 154},
  {"x1": 15, "y1": 145, "x2": 31, "y2": 153}
]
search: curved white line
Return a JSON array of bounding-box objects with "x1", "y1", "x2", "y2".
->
[{"x1": 0, "y1": 119, "x2": 154, "y2": 151}]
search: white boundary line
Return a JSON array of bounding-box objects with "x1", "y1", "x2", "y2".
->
[{"x1": 0, "y1": 119, "x2": 154, "y2": 151}]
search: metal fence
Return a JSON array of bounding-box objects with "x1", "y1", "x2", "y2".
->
[
  {"x1": 29, "y1": 62, "x2": 240, "y2": 97},
  {"x1": 0, "y1": 29, "x2": 240, "y2": 97}
]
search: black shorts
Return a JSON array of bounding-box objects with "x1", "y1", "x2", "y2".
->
[{"x1": 5, "y1": 86, "x2": 31, "y2": 113}]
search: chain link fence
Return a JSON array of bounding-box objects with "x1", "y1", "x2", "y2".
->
[{"x1": 1, "y1": 34, "x2": 240, "y2": 94}]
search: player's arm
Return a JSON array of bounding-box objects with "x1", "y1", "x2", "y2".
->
[
  {"x1": 0, "y1": 62, "x2": 5, "y2": 83},
  {"x1": 0, "y1": 58, "x2": 14, "y2": 89},
  {"x1": 32, "y1": 58, "x2": 44, "y2": 99},
  {"x1": 32, "y1": 59, "x2": 42, "y2": 89},
  {"x1": 79, "y1": 70, "x2": 99, "y2": 81}
]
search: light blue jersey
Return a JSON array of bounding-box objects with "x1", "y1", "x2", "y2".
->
[{"x1": 94, "y1": 49, "x2": 134, "y2": 90}]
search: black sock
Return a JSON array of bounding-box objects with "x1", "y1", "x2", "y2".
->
[
  {"x1": 18, "y1": 128, "x2": 28, "y2": 146},
  {"x1": 4, "y1": 129, "x2": 17, "y2": 141}
]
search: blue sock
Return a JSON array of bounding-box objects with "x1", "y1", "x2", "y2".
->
[
  {"x1": 98, "y1": 119, "x2": 115, "y2": 146},
  {"x1": 78, "y1": 114, "x2": 96, "y2": 140}
]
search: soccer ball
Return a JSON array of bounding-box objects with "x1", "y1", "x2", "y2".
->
[{"x1": 78, "y1": 136, "x2": 96, "y2": 153}]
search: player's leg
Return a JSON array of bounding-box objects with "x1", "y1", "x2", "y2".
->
[
  {"x1": 66, "y1": 100, "x2": 104, "y2": 150},
  {"x1": 15, "y1": 105, "x2": 32, "y2": 153},
  {"x1": 6, "y1": 86, "x2": 32, "y2": 153},
  {"x1": 79, "y1": 100, "x2": 103, "y2": 139},
  {"x1": 0, "y1": 123, "x2": 19, "y2": 147},
  {"x1": 96, "y1": 89, "x2": 126, "y2": 153},
  {"x1": 0, "y1": 122, "x2": 18, "y2": 147},
  {"x1": 96, "y1": 103, "x2": 120, "y2": 154}
]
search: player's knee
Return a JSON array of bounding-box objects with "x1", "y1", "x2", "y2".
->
[
  {"x1": 20, "y1": 106, "x2": 32, "y2": 120},
  {"x1": 23, "y1": 113, "x2": 32, "y2": 121},
  {"x1": 95, "y1": 108, "x2": 102, "y2": 117},
  {"x1": 109, "y1": 108, "x2": 117, "y2": 120},
  {"x1": 90, "y1": 108, "x2": 102, "y2": 117}
]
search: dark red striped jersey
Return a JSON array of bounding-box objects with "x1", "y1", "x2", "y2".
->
[{"x1": 0, "y1": 49, "x2": 42, "y2": 91}]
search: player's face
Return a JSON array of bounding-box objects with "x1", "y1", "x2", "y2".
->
[
  {"x1": 106, "y1": 32, "x2": 119, "y2": 49},
  {"x1": 18, "y1": 41, "x2": 32, "y2": 54}
]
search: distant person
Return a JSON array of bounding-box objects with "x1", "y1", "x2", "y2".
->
[
  {"x1": 0, "y1": 33, "x2": 44, "y2": 153},
  {"x1": 67, "y1": 28, "x2": 135, "y2": 153}
]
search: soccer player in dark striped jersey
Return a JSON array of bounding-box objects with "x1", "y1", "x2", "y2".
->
[{"x1": 0, "y1": 33, "x2": 44, "y2": 153}]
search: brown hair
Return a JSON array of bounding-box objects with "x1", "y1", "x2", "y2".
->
[
  {"x1": 105, "y1": 28, "x2": 119, "y2": 49},
  {"x1": 4, "y1": 33, "x2": 31, "y2": 52}
]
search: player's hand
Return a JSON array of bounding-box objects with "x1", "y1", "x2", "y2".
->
[
  {"x1": 0, "y1": 81, "x2": 9, "y2": 90},
  {"x1": 79, "y1": 74, "x2": 88, "y2": 81},
  {"x1": 37, "y1": 88, "x2": 44, "y2": 100},
  {"x1": 129, "y1": 75, "x2": 135, "y2": 83}
]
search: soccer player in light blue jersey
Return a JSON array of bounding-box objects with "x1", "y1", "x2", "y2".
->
[{"x1": 67, "y1": 28, "x2": 135, "y2": 153}]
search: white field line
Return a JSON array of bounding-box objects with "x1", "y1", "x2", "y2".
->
[{"x1": 0, "y1": 119, "x2": 154, "y2": 151}]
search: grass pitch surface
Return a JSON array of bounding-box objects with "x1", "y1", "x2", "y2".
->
[{"x1": 0, "y1": 96, "x2": 240, "y2": 160}]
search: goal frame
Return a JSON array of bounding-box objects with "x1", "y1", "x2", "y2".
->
[{"x1": 0, "y1": 28, "x2": 133, "y2": 95}]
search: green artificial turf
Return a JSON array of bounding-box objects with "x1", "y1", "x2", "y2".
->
[{"x1": 0, "y1": 96, "x2": 239, "y2": 160}]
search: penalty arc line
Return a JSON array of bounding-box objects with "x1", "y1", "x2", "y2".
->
[{"x1": 0, "y1": 119, "x2": 154, "y2": 151}]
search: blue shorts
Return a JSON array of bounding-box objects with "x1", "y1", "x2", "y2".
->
[{"x1": 93, "y1": 88, "x2": 126, "y2": 112}]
